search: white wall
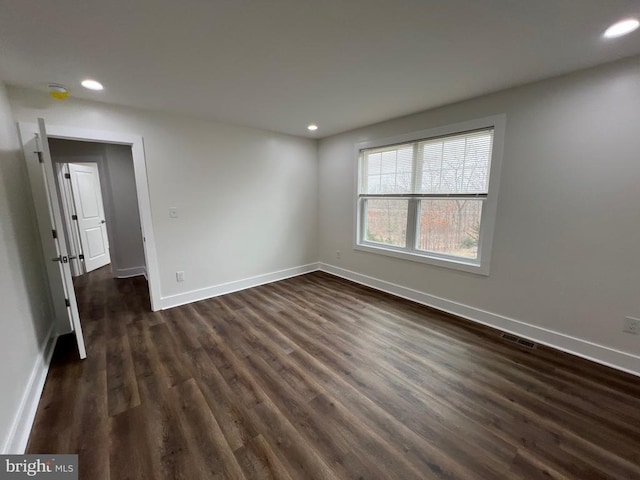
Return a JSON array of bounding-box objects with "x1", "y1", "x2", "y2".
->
[
  {"x1": 9, "y1": 87, "x2": 318, "y2": 305},
  {"x1": 103, "y1": 143, "x2": 146, "y2": 277},
  {"x1": 318, "y1": 56, "x2": 640, "y2": 369},
  {"x1": 49, "y1": 139, "x2": 146, "y2": 278},
  {"x1": 0, "y1": 82, "x2": 55, "y2": 452}
]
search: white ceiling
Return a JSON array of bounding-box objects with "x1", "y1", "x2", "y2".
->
[{"x1": 1, "y1": 0, "x2": 639, "y2": 138}]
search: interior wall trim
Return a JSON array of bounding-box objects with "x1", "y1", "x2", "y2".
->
[
  {"x1": 113, "y1": 266, "x2": 147, "y2": 279},
  {"x1": 159, "y1": 263, "x2": 320, "y2": 310}
]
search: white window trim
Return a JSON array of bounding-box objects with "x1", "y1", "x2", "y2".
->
[{"x1": 352, "y1": 114, "x2": 506, "y2": 276}]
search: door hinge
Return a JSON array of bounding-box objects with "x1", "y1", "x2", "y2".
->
[
  {"x1": 65, "y1": 298, "x2": 71, "y2": 307},
  {"x1": 72, "y1": 214, "x2": 78, "y2": 220},
  {"x1": 64, "y1": 173, "x2": 71, "y2": 179},
  {"x1": 35, "y1": 151, "x2": 44, "y2": 163},
  {"x1": 78, "y1": 254, "x2": 84, "y2": 260},
  {"x1": 52, "y1": 229, "x2": 57, "y2": 239}
]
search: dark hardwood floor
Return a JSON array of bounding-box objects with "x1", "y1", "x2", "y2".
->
[{"x1": 27, "y1": 266, "x2": 640, "y2": 479}]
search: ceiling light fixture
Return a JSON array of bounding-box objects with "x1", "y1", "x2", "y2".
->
[
  {"x1": 604, "y1": 18, "x2": 639, "y2": 38},
  {"x1": 307, "y1": 124, "x2": 318, "y2": 131},
  {"x1": 81, "y1": 79, "x2": 104, "y2": 90}
]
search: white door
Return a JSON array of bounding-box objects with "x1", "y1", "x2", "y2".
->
[
  {"x1": 68, "y1": 163, "x2": 111, "y2": 272},
  {"x1": 18, "y1": 119, "x2": 87, "y2": 359}
]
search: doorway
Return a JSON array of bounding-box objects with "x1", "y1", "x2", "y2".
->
[
  {"x1": 50, "y1": 138, "x2": 146, "y2": 282},
  {"x1": 18, "y1": 120, "x2": 161, "y2": 359},
  {"x1": 45, "y1": 123, "x2": 161, "y2": 310}
]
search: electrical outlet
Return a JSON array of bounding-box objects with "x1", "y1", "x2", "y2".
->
[
  {"x1": 176, "y1": 271, "x2": 185, "y2": 282},
  {"x1": 336, "y1": 250, "x2": 341, "y2": 260},
  {"x1": 623, "y1": 317, "x2": 640, "y2": 335}
]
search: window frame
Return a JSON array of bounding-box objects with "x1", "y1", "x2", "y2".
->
[{"x1": 353, "y1": 115, "x2": 506, "y2": 275}]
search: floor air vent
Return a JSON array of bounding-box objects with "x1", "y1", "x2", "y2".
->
[{"x1": 500, "y1": 332, "x2": 537, "y2": 349}]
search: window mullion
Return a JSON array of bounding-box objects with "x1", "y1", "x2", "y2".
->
[
  {"x1": 359, "y1": 198, "x2": 367, "y2": 243},
  {"x1": 406, "y1": 198, "x2": 418, "y2": 252},
  {"x1": 405, "y1": 144, "x2": 421, "y2": 251},
  {"x1": 359, "y1": 151, "x2": 366, "y2": 194},
  {"x1": 413, "y1": 142, "x2": 422, "y2": 193}
]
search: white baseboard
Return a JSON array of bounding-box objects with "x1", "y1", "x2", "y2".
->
[
  {"x1": 159, "y1": 263, "x2": 320, "y2": 310},
  {"x1": 319, "y1": 263, "x2": 640, "y2": 378},
  {"x1": 113, "y1": 266, "x2": 147, "y2": 279},
  {"x1": 1, "y1": 327, "x2": 58, "y2": 454}
]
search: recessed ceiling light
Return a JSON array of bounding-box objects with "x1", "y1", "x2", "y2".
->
[
  {"x1": 307, "y1": 124, "x2": 318, "y2": 131},
  {"x1": 81, "y1": 79, "x2": 104, "y2": 90},
  {"x1": 604, "y1": 18, "x2": 639, "y2": 39}
]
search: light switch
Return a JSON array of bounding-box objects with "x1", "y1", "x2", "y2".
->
[{"x1": 169, "y1": 207, "x2": 178, "y2": 218}]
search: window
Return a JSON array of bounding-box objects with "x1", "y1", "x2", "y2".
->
[{"x1": 355, "y1": 116, "x2": 505, "y2": 275}]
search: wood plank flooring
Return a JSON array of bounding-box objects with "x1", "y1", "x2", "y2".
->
[{"x1": 27, "y1": 266, "x2": 640, "y2": 479}]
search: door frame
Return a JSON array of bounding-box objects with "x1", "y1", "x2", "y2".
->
[{"x1": 44, "y1": 124, "x2": 161, "y2": 312}]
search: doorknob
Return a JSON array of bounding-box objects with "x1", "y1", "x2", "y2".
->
[
  {"x1": 101, "y1": 220, "x2": 106, "y2": 224},
  {"x1": 51, "y1": 255, "x2": 69, "y2": 263}
]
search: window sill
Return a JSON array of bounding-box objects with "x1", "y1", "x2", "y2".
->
[{"x1": 354, "y1": 242, "x2": 489, "y2": 276}]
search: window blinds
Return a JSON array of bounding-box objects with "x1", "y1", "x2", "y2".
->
[{"x1": 360, "y1": 128, "x2": 494, "y2": 196}]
